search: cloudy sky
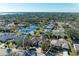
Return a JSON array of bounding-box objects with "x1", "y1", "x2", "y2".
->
[{"x1": 0, "y1": 3, "x2": 79, "y2": 12}]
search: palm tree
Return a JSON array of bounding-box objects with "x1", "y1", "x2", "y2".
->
[
  {"x1": 45, "y1": 31, "x2": 52, "y2": 39},
  {"x1": 34, "y1": 28, "x2": 41, "y2": 37}
]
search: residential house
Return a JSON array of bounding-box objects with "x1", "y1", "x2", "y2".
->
[
  {"x1": 17, "y1": 22, "x2": 29, "y2": 27},
  {"x1": 51, "y1": 38, "x2": 69, "y2": 50},
  {"x1": 73, "y1": 39, "x2": 79, "y2": 55}
]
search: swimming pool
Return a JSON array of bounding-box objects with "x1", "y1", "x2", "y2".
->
[{"x1": 17, "y1": 25, "x2": 38, "y2": 34}]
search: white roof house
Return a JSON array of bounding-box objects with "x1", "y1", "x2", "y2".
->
[
  {"x1": 6, "y1": 22, "x2": 16, "y2": 29},
  {"x1": 74, "y1": 44, "x2": 79, "y2": 51},
  {"x1": 63, "y1": 51, "x2": 68, "y2": 56}
]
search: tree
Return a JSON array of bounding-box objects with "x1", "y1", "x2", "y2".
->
[
  {"x1": 27, "y1": 33, "x2": 32, "y2": 40},
  {"x1": 42, "y1": 40, "x2": 50, "y2": 51},
  {"x1": 65, "y1": 27, "x2": 79, "y2": 40},
  {"x1": 39, "y1": 20, "x2": 46, "y2": 28},
  {"x1": 45, "y1": 31, "x2": 52, "y2": 39},
  {"x1": 6, "y1": 48, "x2": 12, "y2": 56},
  {"x1": 34, "y1": 28, "x2": 41, "y2": 36},
  {"x1": 6, "y1": 40, "x2": 16, "y2": 48}
]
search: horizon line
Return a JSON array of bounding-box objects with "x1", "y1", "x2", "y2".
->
[{"x1": 0, "y1": 11, "x2": 79, "y2": 13}]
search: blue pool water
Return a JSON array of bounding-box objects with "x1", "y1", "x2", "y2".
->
[{"x1": 17, "y1": 25, "x2": 38, "y2": 33}]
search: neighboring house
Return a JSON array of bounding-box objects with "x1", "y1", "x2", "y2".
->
[
  {"x1": 73, "y1": 39, "x2": 79, "y2": 51},
  {"x1": 51, "y1": 38, "x2": 69, "y2": 49},
  {"x1": 31, "y1": 36, "x2": 42, "y2": 43},
  {"x1": 59, "y1": 38, "x2": 69, "y2": 49},
  {"x1": 73, "y1": 43, "x2": 79, "y2": 55},
  {"x1": 74, "y1": 44, "x2": 79, "y2": 51},
  {"x1": 31, "y1": 35, "x2": 46, "y2": 47},
  {"x1": 0, "y1": 49, "x2": 7, "y2": 56},
  {"x1": 6, "y1": 22, "x2": 16, "y2": 30},
  {"x1": 0, "y1": 33, "x2": 25, "y2": 42},
  {"x1": 51, "y1": 38, "x2": 69, "y2": 56},
  {"x1": 63, "y1": 51, "x2": 68, "y2": 56},
  {"x1": 0, "y1": 33, "x2": 15, "y2": 42},
  {"x1": 0, "y1": 20, "x2": 5, "y2": 26},
  {"x1": 42, "y1": 24, "x2": 54, "y2": 33},
  {"x1": 51, "y1": 39, "x2": 58, "y2": 46},
  {"x1": 0, "y1": 44, "x2": 5, "y2": 49},
  {"x1": 36, "y1": 47, "x2": 45, "y2": 56},
  {"x1": 46, "y1": 24, "x2": 54, "y2": 30},
  {"x1": 0, "y1": 20, "x2": 7, "y2": 30},
  {"x1": 42, "y1": 29, "x2": 48, "y2": 33},
  {"x1": 17, "y1": 22, "x2": 29, "y2": 27}
]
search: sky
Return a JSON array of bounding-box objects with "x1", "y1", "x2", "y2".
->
[{"x1": 0, "y1": 3, "x2": 79, "y2": 12}]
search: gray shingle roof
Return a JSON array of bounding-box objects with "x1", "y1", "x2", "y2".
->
[
  {"x1": 51, "y1": 38, "x2": 69, "y2": 49},
  {"x1": 0, "y1": 33, "x2": 25, "y2": 42}
]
